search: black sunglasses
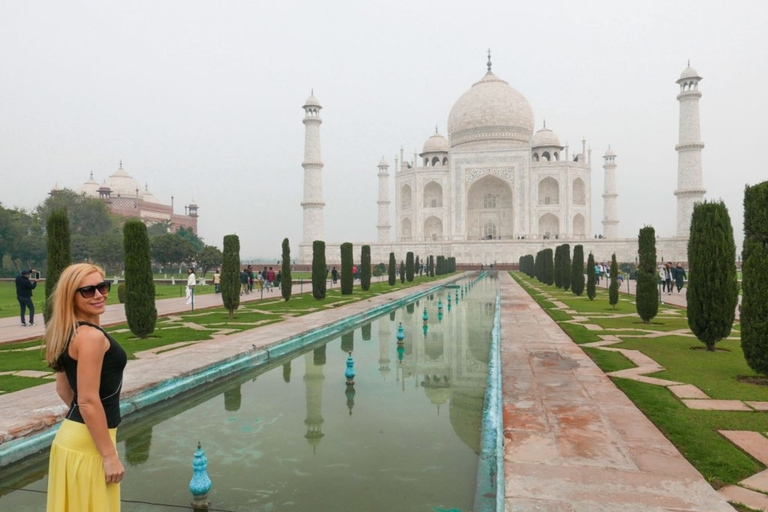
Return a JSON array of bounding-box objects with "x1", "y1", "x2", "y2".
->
[{"x1": 76, "y1": 281, "x2": 111, "y2": 298}]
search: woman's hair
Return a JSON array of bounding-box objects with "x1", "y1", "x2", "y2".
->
[{"x1": 44, "y1": 263, "x2": 105, "y2": 370}]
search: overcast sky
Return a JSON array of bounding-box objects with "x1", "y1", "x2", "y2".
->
[{"x1": 1, "y1": 1, "x2": 766, "y2": 260}]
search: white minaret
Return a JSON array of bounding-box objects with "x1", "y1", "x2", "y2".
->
[
  {"x1": 376, "y1": 157, "x2": 391, "y2": 243},
  {"x1": 675, "y1": 63, "x2": 706, "y2": 236},
  {"x1": 301, "y1": 92, "x2": 325, "y2": 244},
  {"x1": 602, "y1": 147, "x2": 619, "y2": 238}
]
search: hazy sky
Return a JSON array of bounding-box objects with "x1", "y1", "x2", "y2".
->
[{"x1": 2, "y1": 1, "x2": 766, "y2": 260}]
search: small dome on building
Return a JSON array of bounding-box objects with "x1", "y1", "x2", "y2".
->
[
  {"x1": 531, "y1": 124, "x2": 562, "y2": 148},
  {"x1": 304, "y1": 93, "x2": 322, "y2": 109},
  {"x1": 679, "y1": 65, "x2": 700, "y2": 80},
  {"x1": 448, "y1": 71, "x2": 534, "y2": 149},
  {"x1": 142, "y1": 183, "x2": 160, "y2": 203},
  {"x1": 421, "y1": 131, "x2": 450, "y2": 154},
  {"x1": 378, "y1": 156, "x2": 388, "y2": 167},
  {"x1": 104, "y1": 162, "x2": 142, "y2": 198},
  {"x1": 78, "y1": 172, "x2": 100, "y2": 198},
  {"x1": 604, "y1": 146, "x2": 616, "y2": 158}
]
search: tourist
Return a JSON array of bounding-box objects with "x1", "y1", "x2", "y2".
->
[
  {"x1": 674, "y1": 262, "x2": 687, "y2": 293},
  {"x1": 15, "y1": 269, "x2": 37, "y2": 326},
  {"x1": 276, "y1": 270, "x2": 282, "y2": 290},
  {"x1": 213, "y1": 269, "x2": 221, "y2": 294},
  {"x1": 594, "y1": 263, "x2": 601, "y2": 285},
  {"x1": 664, "y1": 263, "x2": 674, "y2": 294},
  {"x1": 185, "y1": 268, "x2": 196, "y2": 305},
  {"x1": 331, "y1": 267, "x2": 338, "y2": 284},
  {"x1": 44, "y1": 263, "x2": 127, "y2": 512},
  {"x1": 240, "y1": 268, "x2": 250, "y2": 295},
  {"x1": 267, "y1": 267, "x2": 276, "y2": 291}
]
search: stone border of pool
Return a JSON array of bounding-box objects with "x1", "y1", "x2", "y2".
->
[{"x1": 0, "y1": 274, "x2": 486, "y2": 471}]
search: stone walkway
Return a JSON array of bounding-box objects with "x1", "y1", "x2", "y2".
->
[{"x1": 521, "y1": 276, "x2": 766, "y2": 511}]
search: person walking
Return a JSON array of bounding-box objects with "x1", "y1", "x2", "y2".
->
[
  {"x1": 276, "y1": 270, "x2": 282, "y2": 290},
  {"x1": 674, "y1": 262, "x2": 687, "y2": 293},
  {"x1": 331, "y1": 267, "x2": 338, "y2": 284},
  {"x1": 266, "y1": 267, "x2": 276, "y2": 292},
  {"x1": 44, "y1": 263, "x2": 127, "y2": 512},
  {"x1": 185, "y1": 268, "x2": 196, "y2": 305},
  {"x1": 15, "y1": 269, "x2": 38, "y2": 326},
  {"x1": 240, "y1": 268, "x2": 250, "y2": 295},
  {"x1": 213, "y1": 269, "x2": 221, "y2": 294}
]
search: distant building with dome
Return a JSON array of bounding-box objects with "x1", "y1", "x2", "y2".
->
[
  {"x1": 62, "y1": 161, "x2": 199, "y2": 233},
  {"x1": 303, "y1": 55, "x2": 704, "y2": 265}
]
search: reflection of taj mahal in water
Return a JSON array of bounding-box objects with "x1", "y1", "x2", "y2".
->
[{"x1": 299, "y1": 55, "x2": 706, "y2": 265}]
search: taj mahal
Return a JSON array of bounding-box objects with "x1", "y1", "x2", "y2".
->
[{"x1": 298, "y1": 55, "x2": 705, "y2": 265}]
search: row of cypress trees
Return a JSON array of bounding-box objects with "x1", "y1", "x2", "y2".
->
[{"x1": 741, "y1": 181, "x2": 768, "y2": 373}]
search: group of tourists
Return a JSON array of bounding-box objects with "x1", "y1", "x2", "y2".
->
[
  {"x1": 239, "y1": 265, "x2": 281, "y2": 295},
  {"x1": 660, "y1": 262, "x2": 687, "y2": 294}
]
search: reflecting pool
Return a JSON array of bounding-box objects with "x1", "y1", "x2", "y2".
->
[{"x1": 0, "y1": 276, "x2": 498, "y2": 511}]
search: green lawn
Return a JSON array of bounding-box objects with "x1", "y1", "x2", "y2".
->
[{"x1": 511, "y1": 271, "x2": 767, "y2": 489}]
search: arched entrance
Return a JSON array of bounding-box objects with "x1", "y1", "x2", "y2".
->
[
  {"x1": 466, "y1": 175, "x2": 513, "y2": 240},
  {"x1": 539, "y1": 213, "x2": 559, "y2": 239},
  {"x1": 424, "y1": 216, "x2": 443, "y2": 241}
]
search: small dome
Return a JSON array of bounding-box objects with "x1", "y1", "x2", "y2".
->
[
  {"x1": 604, "y1": 146, "x2": 616, "y2": 157},
  {"x1": 448, "y1": 71, "x2": 534, "y2": 149},
  {"x1": 531, "y1": 125, "x2": 561, "y2": 148},
  {"x1": 104, "y1": 162, "x2": 142, "y2": 198},
  {"x1": 378, "y1": 156, "x2": 388, "y2": 167},
  {"x1": 142, "y1": 184, "x2": 159, "y2": 204},
  {"x1": 78, "y1": 172, "x2": 100, "y2": 198},
  {"x1": 679, "y1": 65, "x2": 700, "y2": 80},
  {"x1": 304, "y1": 94, "x2": 321, "y2": 109},
  {"x1": 421, "y1": 132, "x2": 450, "y2": 154}
]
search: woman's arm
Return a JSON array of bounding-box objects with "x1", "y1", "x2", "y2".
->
[
  {"x1": 72, "y1": 326, "x2": 125, "y2": 484},
  {"x1": 55, "y1": 372, "x2": 74, "y2": 405}
]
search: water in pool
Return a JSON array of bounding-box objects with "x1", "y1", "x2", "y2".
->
[{"x1": 0, "y1": 276, "x2": 497, "y2": 511}]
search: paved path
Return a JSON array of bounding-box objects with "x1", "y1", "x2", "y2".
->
[{"x1": 499, "y1": 272, "x2": 736, "y2": 511}]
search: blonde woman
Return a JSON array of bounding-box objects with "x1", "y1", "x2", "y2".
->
[{"x1": 45, "y1": 263, "x2": 127, "y2": 512}]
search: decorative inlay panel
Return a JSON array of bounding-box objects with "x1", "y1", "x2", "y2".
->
[{"x1": 465, "y1": 167, "x2": 515, "y2": 186}]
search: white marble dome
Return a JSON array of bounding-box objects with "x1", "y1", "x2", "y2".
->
[
  {"x1": 447, "y1": 71, "x2": 534, "y2": 148},
  {"x1": 104, "y1": 163, "x2": 142, "y2": 198},
  {"x1": 422, "y1": 132, "x2": 450, "y2": 154},
  {"x1": 679, "y1": 65, "x2": 700, "y2": 80},
  {"x1": 531, "y1": 126, "x2": 561, "y2": 148},
  {"x1": 78, "y1": 173, "x2": 100, "y2": 198}
]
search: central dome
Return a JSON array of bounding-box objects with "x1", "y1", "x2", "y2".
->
[{"x1": 447, "y1": 71, "x2": 534, "y2": 149}]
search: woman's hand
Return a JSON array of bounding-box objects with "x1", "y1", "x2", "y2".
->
[{"x1": 102, "y1": 452, "x2": 125, "y2": 484}]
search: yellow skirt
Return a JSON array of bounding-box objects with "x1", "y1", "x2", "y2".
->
[{"x1": 47, "y1": 419, "x2": 120, "y2": 512}]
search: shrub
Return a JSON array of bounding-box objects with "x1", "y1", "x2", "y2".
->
[
  {"x1": 554, "y1": 245, "x2": 562, "y2": 288},
  {"x1": 281, "y1": 238, "x2": 292, "y2": 302},
  {"x1": 221, "y1": 235, "x2": 241, "y2": 318},
  {"x1": 372, "y1": 267, "x2": 382, "y2": 277},
  {"x1": 312, "y1": 240, "x2": 327, "y2": 299},
  {"x1": 414, "y1": 255, "x2": 420, "y2": 275},
  {"x1": 586, "y1": 252, "x2": 596, "y2": 300},
  {"x1": 388, "y1": 252, "x2": 396, "y2": 286},
  {"x1": 609, "y1": 253, "x2": 619, "y2": 309},
  {"x1": 360, "y1": 245, "x2": 371, "y2": 291},
  {"x1": 741, "y1": 181, "x2": 768, "y2": 374},
  {"x1": 406, "y1": 252, "x2": 414, "y2": 282},
  {"x1": 399, "y1": 260, "x2": 405, "y2": 283},
  {"x1": 687, "y1": 201, "x2": 738, "y2": 351},
  {"x1": 636, "y1": 226, "x2": 658, "y2": 322},
  {"x1": 117, "y1": 282, "x2": 126, "y2": 303},
  {"x1": 571, "y1": 245, "x2": 585, "y2": 296},
  {"x1": 340, "y1": 242, "x2": 353, "y2": 295},
  {"x1": 561, "y1": 244, "x2": 571, "y2": 291},
  {"x1": 123, "y1": 220, "x2": 157, "y2": 338},
  {"x1": 44, "y1": 209, "x2": 72, "y2": 323}
]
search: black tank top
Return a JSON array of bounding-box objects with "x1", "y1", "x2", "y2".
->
[{"x1": 60, "y1": 322, "x2": 127, "y2": 428}]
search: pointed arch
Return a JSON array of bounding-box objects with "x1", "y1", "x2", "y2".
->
[
  {"x1": 466, "y1": 175, "x2": 514, "y2": 240},
  {"x1": 401, "y1": 217, "x2": 412, "y2": 240},
  {"x1": 573, "y1": 178, "x2": 586, "y2": 205},
  {"x1": 538, "y1": 177, "x2": 559, "y2": 205},
  {"x1": 539, "y1": 213, "x2": 559, "y2": 238},
  {"x1": 401, "y1": 185, "x2": 412, "y2": 210},
  {"x1": 423, "y1": 216, "x2": 443, "y2": 241},
  {"x1": 423, "y1": 181, "x2": 443, "y2": 208},
  {"x1": 573, "y1": 213, "x2": 585, "y2": 237}
]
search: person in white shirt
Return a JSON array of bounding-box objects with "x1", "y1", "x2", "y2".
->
[{"x1": 185, "y1": 268, "x2": 196, "y2": 305}]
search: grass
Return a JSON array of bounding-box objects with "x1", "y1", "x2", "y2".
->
[
  {"x1": 0, "y1": 273, "x2": 446, "y2": 394},
  {"x1": 511, "y1": 270, "x2": 768, "y2": 489}
]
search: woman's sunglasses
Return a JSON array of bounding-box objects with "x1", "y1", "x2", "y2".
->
[{"x1": 76, "y1": 281, "x2": 111, "y2": 298}]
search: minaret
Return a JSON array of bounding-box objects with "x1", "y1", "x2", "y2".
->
[
  {"x1": 377, "y1": 157, "x2": 391, "y2": 243},
  {"x1": 675, "y1": 63, "x2": 706, "y2": 236},
  {"x1": 304, "y1": 347, "x2": 326, "y2": 451},
  {"x1": 301, "y1": 91, "x2": 325, "y2": 244},
  {"x1": 602, "y1": 147, "x2": 619, "y2": 238}
]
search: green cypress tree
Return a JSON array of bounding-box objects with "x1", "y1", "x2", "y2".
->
[
  {"x1": 544, "y1": 248, "x2": 554, "y2": 286},
  {"x1": 45, "y1": 209, "x2": 72, "y2": 323},
  {"x1": 399, "y1": 260, "x2": 405, "y2": 283},
  {"x1": 360, "y1": 245, "x2": 371, "y2": 291},
  {"x1": 388, "y1": 252, "x2": 396, "y2": 286},
  {"x1": 340, "y1": 242, "x2": 353, "y2": 295},
  {"x1": 123, "y1": 220, "x2": 156, "y2": 338},
  {"x1": 741, "y1": 181, "x2": 768, "y2": 374},
  {"x1": 281, "y1": 238, "x2": 292, "y2": 301},
  {"x1": 636, "y1": 226, "x2": 658, "y2": 323},
  {"x1": 406, "y1": 252, "x2": 414, "y2": 282},
  {"x1": 554, "y1": 245, "x2": 562, "y2": 288},
  {"x1": 429, "y1": 255, "x2": 435, "y2": 277},
  {"x1": 312, "y1": 240, "x2": 327, "y2": 299},
  {"x1": 414, "y1": 255, "x2": 420, "y2": 276},
  {"x1": 571, "y1": 245, "x2": 585, "y2": 296},
  {"x1": 560, "y1": 244, "x2": 571, "y2": 291},
  {"x1": 586, "y1": 252, "x2": 596, "y2": 300},
  {"x1": 687, "y1": 201, "x2": 738, "y2": 351},
  {"x1": 609, "y1": 253, "x2": 619, "y2": 309},
  {"x1": 221, "y1": 234, "x2": 240, "y2": 318}
]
